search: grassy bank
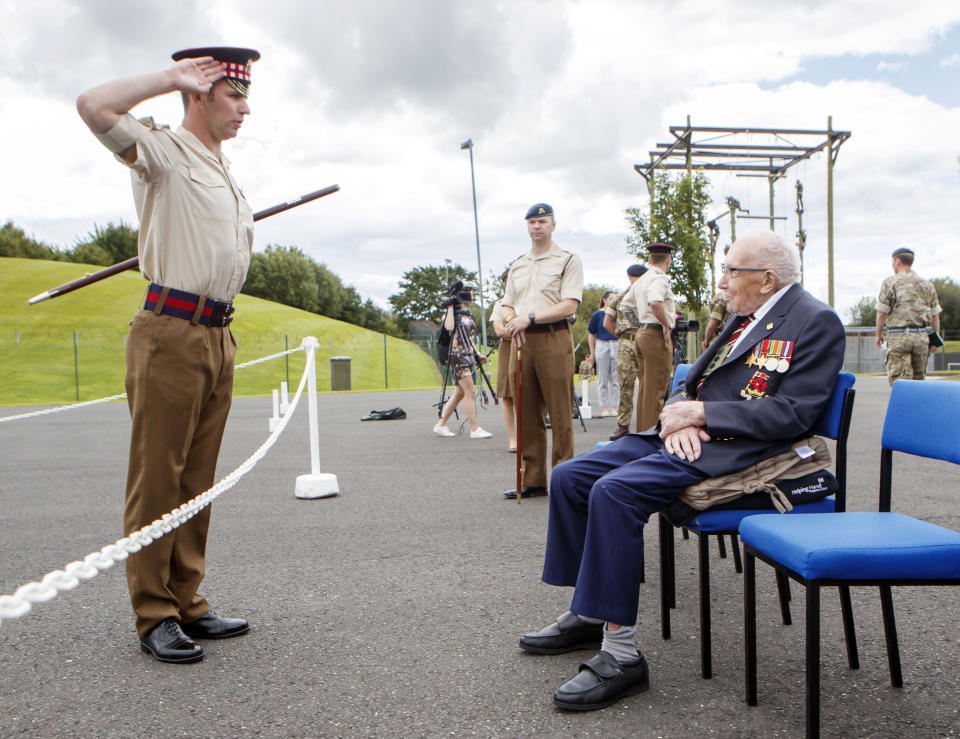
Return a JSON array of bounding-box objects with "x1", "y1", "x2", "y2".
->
[{"x1": 0, "y1": 257, "x2": 440, "y2": 406}]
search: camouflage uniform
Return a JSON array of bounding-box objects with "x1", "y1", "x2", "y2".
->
[
  {"x1": 876, "y1": 270, "x2": 941, "y2": 385},
  {"x1": 708, "y1": 291, "x2": 729, "y2": 329},
  {"x1": 605, "y1": 292, "x2": 640, "y2": 428}
]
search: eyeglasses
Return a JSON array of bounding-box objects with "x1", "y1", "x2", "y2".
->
[{"x1": 720, "y1": 264, "x2": 770, "y2": 278}]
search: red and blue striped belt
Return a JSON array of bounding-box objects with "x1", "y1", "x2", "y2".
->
[{"x1": 143, "y1": 283, "x2": 235, "y2": 327}]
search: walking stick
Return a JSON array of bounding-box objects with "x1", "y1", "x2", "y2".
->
[
  {"x1": 28, "y1": 185, "x2": 340, "y2": 305},
  {"x1": 515, "y1": 334, "x2": 524, "y2": 505}
]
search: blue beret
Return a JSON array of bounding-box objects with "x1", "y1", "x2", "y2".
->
[
  {"x1": 626, "y1": 264, "x2": 648, "y2": 277},
  {"x1": 525, "y1": 203, "x2": 554, "y2": 220}
]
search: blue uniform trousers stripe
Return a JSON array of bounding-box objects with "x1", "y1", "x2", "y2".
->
[{"x1": 543, "y1": 434, "x2": 706, "y2": 626}]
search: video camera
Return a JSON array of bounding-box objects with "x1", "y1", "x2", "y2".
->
[
  {"x1": 440, "y1": 280, "x2": 475, "y2": 309},
  {"x1": 671, "y1": 318, "x2": 700, "y2": 339}
]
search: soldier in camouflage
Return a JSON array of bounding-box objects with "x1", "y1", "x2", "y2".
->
[
  {"x1": 701, "y1": 291, "x2": 729, "y2": 350},
  {"x1": 603, "y1": 264, "x2": 647, "y2": 440},
  {"x1": 875, "y1": 247, "x2": 941, "y2": 385}
]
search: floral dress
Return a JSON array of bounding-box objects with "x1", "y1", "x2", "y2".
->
[{"x1": 449, "y1": 312, "x2": 477, "y2": 382}]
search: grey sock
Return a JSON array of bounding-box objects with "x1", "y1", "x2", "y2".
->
[
  {"x1": 601, "y1": 625, "x2": 640, "y2": 664},
  {"x1": 576, "y1": 613, "x2": 603, "y2": 625}
]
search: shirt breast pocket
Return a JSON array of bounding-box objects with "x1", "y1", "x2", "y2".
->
[
  {"x1": 536, "y1": 266, "x2": 563, "y2": 293},
  {"x1": 186, "y1": 166, "x2": 232, "y2": 222}
]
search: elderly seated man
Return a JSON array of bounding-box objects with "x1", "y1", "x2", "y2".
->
[{"x1": 519, "y1": 231, "x2": 846, "y2": 711}]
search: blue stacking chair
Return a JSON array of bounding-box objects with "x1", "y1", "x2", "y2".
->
[
  {"x1": 741, "y1": 380, "x2": 960, "y2": 738},
  {"x1": 659, "y1": 369, "x2": 857, "y2": 679}
]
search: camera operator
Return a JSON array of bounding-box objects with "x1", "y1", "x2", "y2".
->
[{"x1": 433, "y1": 283, "x2": 493, "y2": 439}]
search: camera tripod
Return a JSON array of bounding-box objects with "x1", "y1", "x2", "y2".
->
[{"x1": 435, "y1": 308, "x2": 498, "y2": 427}]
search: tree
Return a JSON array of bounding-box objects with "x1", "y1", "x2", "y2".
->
[
  {"x1": 388, "y1": 263, "x2": 476, "y2": 332},
  {"x1": 931, "y1": 277, "x2": 960, "y2": 333},
  {"x1": 847, "y1": 296, "x2": 877, "y2": 327},
  {"x1": 73, "y1": 221, "x2": 138, "y2": 265},
  {"x1": 624, "y1": 171, "x2": 712, "y2": 314},
  {"x1": 0, "y1": 221, "x2": 59, "y2": 259},
  {"x1": 242, "y1": 245, "x2": 320, "y2": 313}
]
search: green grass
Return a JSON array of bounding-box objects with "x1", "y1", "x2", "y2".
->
[{"x1": 0, "y1": 257, "x2": 441, "y2": 405}]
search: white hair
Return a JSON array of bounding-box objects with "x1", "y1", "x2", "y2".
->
[{"x1": 736, "y1": 232, "x2": 800, "y2": 287}]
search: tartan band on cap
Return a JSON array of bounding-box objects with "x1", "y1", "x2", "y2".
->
[{"x1": 171, "y1": 46, "x2": 260, "y2": 94}]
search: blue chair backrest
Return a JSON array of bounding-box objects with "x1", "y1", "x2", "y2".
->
[
  {"x1": 881, "y1": 380, "x2": 960, "y2": 465},
  {"x1": 810, "y1": 371, "x2": 856, "y2": 440},
  {"x1": 671, "y1": 364, "x2": 691, "y2": 394}
]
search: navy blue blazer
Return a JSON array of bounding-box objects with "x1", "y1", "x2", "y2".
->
[{"x1": 652, "y1": 283, "x2": 846, "y2": 477}]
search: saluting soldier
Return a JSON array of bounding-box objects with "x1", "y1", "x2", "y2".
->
[
  {"x1": 501, "y1": 203, "x2": 584, "y2": 500},
  {"x1": 626, "y1": 243, "x2": 676, "y2": 432},
  {"x1": 77, "y1": 46, "x2": 259, "y2": 663},
  {"x1": 604, "y1": 264, "x2": 647, "y2": 441},
  {"x1": 875, "y1": 247, "x2": 942, "y2": 385}
]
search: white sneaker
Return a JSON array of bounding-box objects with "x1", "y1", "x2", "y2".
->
[
  {"x1": 433, "y1": 424, "x2": 455, "y2": 437},
  {"x1": 470, "y1": 427, "x2": 492, "y2": 439}
]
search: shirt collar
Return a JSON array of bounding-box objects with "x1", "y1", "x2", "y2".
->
[
  {"x1": 745, "y1": 282, "x2": 794, "y2": 324},
  {"x1": 526, "y1": 242, "x2": 562, "y2": 261},
  {"x1": 176, "y1": 126, "x2": 230, "y2": 167}
]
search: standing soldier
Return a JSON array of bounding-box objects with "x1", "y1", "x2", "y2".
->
[
  {"x1": 501, "y1": 203, "x2": 584, "y2": 499},
  {"x1": 701, "y1": 290, "x2": 729, "y2": 349},
  {"x1": 604, "y1": 264, "x2": 647, "y2": 440},
  {"x1": 630, "y1": 243, "x2": 676, "y2": 432},
  {"x1": 876, "y1": 247, "x2": 941, "y2": 385},
  {"x1": 76, "y1": 47, "x2": 259, "y2": 663}
]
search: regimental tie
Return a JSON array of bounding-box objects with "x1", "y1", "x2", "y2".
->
[{"x1": 697, "y1": 314, "x2": 755, "y2": 397}]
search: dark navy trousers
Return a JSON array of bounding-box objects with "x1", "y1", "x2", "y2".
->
[{"x1": 542, "y1": 435, "x2": 706, "y2": 626}]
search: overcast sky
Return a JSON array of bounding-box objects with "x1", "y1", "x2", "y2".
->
[{"x1": 2, "y1": 0, "x2": 958, "y2": 321}]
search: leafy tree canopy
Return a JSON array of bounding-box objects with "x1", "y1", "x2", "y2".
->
[{"x1": 388, "y1": 263, "x2": 477, "y2": 330}]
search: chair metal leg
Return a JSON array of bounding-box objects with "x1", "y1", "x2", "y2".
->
[
  {"x1": 716, "y1": 533, "x2": 728, "y2": 559},
  {"x1": 682, "y1": 528, "x2": 690, "y2": 540},
  {"x1": 659, "y1": 514, "x2": 674, "y2": 640},
  {"x1": 806, "y1": 584, "x2": 821, "y2": 739},
  {"x1": 838, "y1": 585, "x2": 859, "y2": 670},
  {"x1": 730, "y1": 533, "x2": 743, "y2": 573},
  {"x1": 698, "y1": 533, "x2": 712, "y2": 678},
  {"x1": 744, "y1": 552, "x2": 758, "y2": 706},
  {"x1": 776, "y1": 571, "x2": 793, "y2": 625},
  {"x1": 879, "y1": 585, "x2": 903, "y2": 687}
]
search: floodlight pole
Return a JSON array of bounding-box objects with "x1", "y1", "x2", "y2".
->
[{"x1": 460, "y1": 138, "x2": 487, "y2": 350}]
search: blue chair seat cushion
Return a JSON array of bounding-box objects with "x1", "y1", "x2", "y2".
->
[
  {"x1": 676, "y1": 496, "x2": 837, "y2": 532},
  {"x1": 739, "y1": 512, "x2": 960, "y2": 581}
]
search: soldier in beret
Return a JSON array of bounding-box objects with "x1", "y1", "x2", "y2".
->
[
  {"x1": 77, "y1": 46, "x2": 259, "y2": 663},
  {"x1": 875, "y1": 247, "x2": 942, "y2": 385},
  {"x1": 500, "y1": 204, "x2": 584, "y2": 499},
  {"x1": 603, "y1": 264, "x2": 647, "y2": 440}
]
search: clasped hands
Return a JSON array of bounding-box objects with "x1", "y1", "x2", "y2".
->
[{"x1": 659, "y1": 400, "x2": 710, "y2": 462}]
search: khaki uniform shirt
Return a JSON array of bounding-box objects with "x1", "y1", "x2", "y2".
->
[
  {"x1": 502, "y1": 244, "x2": 583, "y2": 315},
  {"x1": 489, "y1": 299, "x2": 505, "y2": 325},
  {"x1": 621, "y1": 266, "x2": 675, "y2": 328},
  {"x1": 876, "y1": 270, "x2": 941, "y2": 328},
  {"x1": 96, "y1": 113, "x2": 254, "y2": 302}
]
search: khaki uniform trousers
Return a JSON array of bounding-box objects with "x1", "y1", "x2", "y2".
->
[
  {"x1": 634, "y1": 327, "x2": 672, "y2": 432},
  {"x1": 886, "y1": 332, "x2": 930, "y2": 385},
  {"x1": 124, "y1": 311, "x2": 236, "y2": 637},
  {"x1": 615, "y1": 332, "x2": 639, "y2": 427},
  {"x1": 496, "y1": 339, "x2": 515, "y2": 400},
  {"x1": 513, "y1": 327, "x2": 575, "y2": 488}
]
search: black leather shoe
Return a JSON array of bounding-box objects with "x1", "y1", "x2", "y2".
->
[
  {"x1": 139, "y1": 617, "x2": 204, "y2": 664},
  {"x1": 182, "y1": 610, "x2": 250, "y2": 640},
  {"x1": 503, "y1": 486, "x2": 548, "y2": 500},
  {"x1": 519, "y1": 611, "x2": 604, "y2": 654},
  {"x1": 553, "y1": 651, "x2": 650, "y2": 711},
  {"x1": 609, "y1": 425, "x2": 629, "y2": 441}
]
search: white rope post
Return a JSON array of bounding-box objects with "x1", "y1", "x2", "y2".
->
[
  {"x1": 579, "y1": 376, "x2": 593, "y2": 420},
  {"x1": 295, "y1": 336, "x2": 339, "y2": 499},
  {"x1": 269, "y1": 389, "x2": 281, "y2": 431},
  {"x1": 280, "y1": 381, "x2": 290, "y2": 415}
]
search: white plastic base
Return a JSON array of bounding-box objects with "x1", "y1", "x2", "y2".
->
[
  {"x1": 269, "y1": 417, "x2": 282, "y2": 432},
  {"x1": 295, "y1": 473, "x2": 339, "y2": 499},
  {"x1": 579, "y1": 406, "x2": 593, "y2": 420}
]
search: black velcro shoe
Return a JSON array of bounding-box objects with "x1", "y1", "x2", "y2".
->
[
  {"x1": 553, "y1": 651, "x2": 650, "y2": 711},
  {"x1": 502, "y1": 486, "x2": 548, "y2": 500},
  {"x1": 519, "y1": 611, "x2": 604, "y2": 654},
  {"x1": 182, "y1": 610, "x2": 250, "y2": 640},
  {"x1": 139, "y1": 617, "x2": 204, "y2": 663}
]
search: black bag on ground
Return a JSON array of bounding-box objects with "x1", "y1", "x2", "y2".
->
[{"x1": 360, "y1": 407, "x2": 407, "y2": 421}]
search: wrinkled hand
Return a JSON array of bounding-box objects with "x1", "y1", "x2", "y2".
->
[
  {"x1": 658, "y1": 400, "x2": 706, "y2": 437},
  {"x1": 663, "y1": 426, "x2": 711, "y2": 461},
  {"x1": 170, "y1": 57, "x2": 226, "y2": 94}
]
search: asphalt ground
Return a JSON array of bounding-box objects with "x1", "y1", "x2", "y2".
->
[{"x1": 1, "y1": 376, "x2": 958, "y2": 738}]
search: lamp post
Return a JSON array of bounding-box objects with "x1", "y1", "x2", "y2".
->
[
  {"x1": 444, "y1": 258, "x2": 452, "y2": 286},
  {"x1": 460, "y1": 138, "x2": 487, "y2": 350}
]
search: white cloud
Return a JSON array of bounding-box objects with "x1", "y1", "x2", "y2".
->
[{"x1": 940, "y1": 53, "x2": 960, "y2": 67}]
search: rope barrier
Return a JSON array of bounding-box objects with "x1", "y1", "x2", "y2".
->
[
  {"x1": 0, "y1": 346, "x2": 305, "y2": 424},
  {"x1": 0, "y1": 339, "x2": 315, "y2": 626}
]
